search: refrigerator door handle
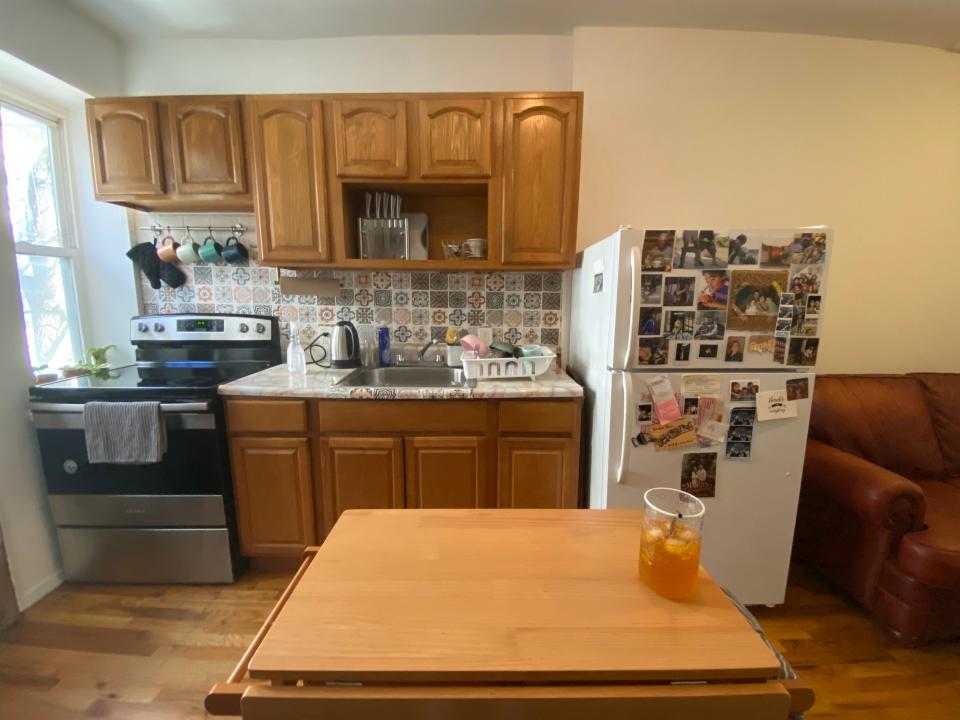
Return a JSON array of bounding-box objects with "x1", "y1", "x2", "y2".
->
[
  {"x1": 625, "y1": 246, "x2": 642, "y2": 369},
  {"x1": 616, "y1": 371, "x2": 634, "y2": 484}
]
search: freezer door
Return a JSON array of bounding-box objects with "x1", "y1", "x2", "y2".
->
[{"x1": 606, "y1": 371, "x2": 815, "y2": 606}]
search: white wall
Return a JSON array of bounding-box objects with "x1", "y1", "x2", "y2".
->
[
  {"x1": 0, "y1": 0, "x2": 123, "y2": 96},
  {"x1": 123, "y1": 34, "x2": 572, "y2": 94},
  {"x1": 572, "y1": 27, "x2": 960, "y2": 374}
]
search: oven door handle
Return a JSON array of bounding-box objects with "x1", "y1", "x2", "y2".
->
[{"x1": 29, "y1": 402, "x2": 211, "y2": 413}]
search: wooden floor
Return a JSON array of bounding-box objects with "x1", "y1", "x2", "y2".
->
[{"x1": 0, "y1": 565, "x2": 957, "y2": 718}]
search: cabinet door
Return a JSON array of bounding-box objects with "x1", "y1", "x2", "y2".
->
[
  {"x1": 418, "y1": 98, "x2": 491, "y2": 178},
  {"x1": 246, "y1": 97, "x2": 329, "y2": 263},
  {"x1": 321, "y1": 437, "x2": 404, "y2": 533},
  {"x1": 86, "y1": 99, "x2": 164, "y2": 197},
  {"x1": 332, "y1": 99, "x2": 407, "y2": 177},
  {"x1": 498, "y1": 437, "x2": 578, "y2": 509},
  {"x1": 166, "y1": 96, "x2": 246, "y2": 195},
  {"x1": 230, "y1": 436, "x2": 315, "y2": 557},
  {"x1": 404, "y1": 436, "x2": 488, "y2": 508},
  {"x1": 502, "y1": 97, "x2": 580, "y2": 265}
]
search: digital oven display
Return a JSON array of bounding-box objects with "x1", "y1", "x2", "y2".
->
[{"x1": 177, "y1": 318, "x2": 225, "y2": 332}]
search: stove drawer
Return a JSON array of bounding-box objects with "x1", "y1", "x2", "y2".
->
[
  {"x1": 49, "y1": 494, "x2": 226, "y2": 527},
  {"x1": 57, "y1": 527, "x2": 233, "y2": 583}
]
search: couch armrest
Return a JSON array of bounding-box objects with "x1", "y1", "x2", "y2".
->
[{"x1": 803, "y1": 438, "x2": 926, "y2": 532}]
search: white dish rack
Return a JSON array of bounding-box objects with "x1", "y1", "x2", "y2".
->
[{"x1": 461, "y1": 350, "x2": 556, "y2": 381}]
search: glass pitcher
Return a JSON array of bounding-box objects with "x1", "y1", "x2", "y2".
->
[{"x1": 639, "y1": 487, "x2": 705, "y2": 600}]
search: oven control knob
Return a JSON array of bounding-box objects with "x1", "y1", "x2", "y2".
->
[
  {"x1": 153, "y1": 322, "x2": 164, "y2": 333},
  {"x1": 239, "y1": 323, "x2": 249, "y2": 334},
  {"x1": 137, "y1": 322, "x2": 149, "y2": 333},
  {"x1": 63, "y1": 459, "x2": 79, "y2": 475},
  {"x1": 255, "y1": 323, "x2": 266, "y2": 334}
]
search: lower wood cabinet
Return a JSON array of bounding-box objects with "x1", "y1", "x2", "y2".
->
[
  {"x1": 230, "y1": 436, "x2": 315, "y2": 556},
  {"x1": 498, "y1": 437, "x2": 578, "y2": 509},
  {"x1": 321, "y1": 437, "x2": 404, "y2": 534},
  {"x1": 404, "y1": 436, "x2": 488, "y2": 510}
]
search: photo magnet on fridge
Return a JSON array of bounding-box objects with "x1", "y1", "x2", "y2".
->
[
  {"x1": 791, "y1": 231, "x2": 827, "y2": 265},
  {"x1": 760, "y1": 237, "x2": 794, "y2": 268},
  {"x1": 650, "y1": 417, "x2": 699, "y2": 452},
  {"x1": 637, "y1": 403, "x2": 653, "y2": 423},
  {"x1": 729, "y1": 406, "x2": 757, "y2": 427},
  {"x1": 682, "y1": 397, "x2": 700, "y2": 417},
  {"x1": 680, "y1": 452, "x2": 718, "y2": 498},
  {"x1": 637, "y1": 337, "x2": 669, "y2": 366},
  {"x1": 756, "y1": 389, "x2": 799, "y2": 422},
  {"x1": 697, "y1": 270, "x2": 729, "y2": 310},
  {"x1": 694, "y1": 310, "x2": 726, "y2": 339},
  {"x1": 747, "y1": 335, "x2": 776, "y2": 358},
  {"x1": 664, "y1": 310, "x2": 695, "y2": 340},
  {"x1": 786, "y1": 377, "x2": 810, "y2": 400},
  {"x1": 640, "y1": 273, "x2": 664, "y2": 304},
  {"x1": 725, "y1": 232, "x2": 759, "y2": 265},
  {"x1": 676, "y1": 230, "x2": 727, "y2": 269},
  {"x1": 788, "y1": 265, "x2": 823, "y2": 306},
  {"x1": 805, "y1": 294, "x2": 821, "y2": 316},
  {"x1": 675, "y1": 342, "x2": 692, "y2": 362},
  {"x1": 698, "y1": 343, "x2": 719, "y2": 359},
  {"x1": 641, "y1": 230, "x2": 676, "y2": 272},
  {"x1": 724, "y1": 336, "x2": 745, "y2": 362},
  {"x1": 725, "y1": 441, "x2": 752, "y2": 460},
  {"x1": 664, "y1": 276, "x2": 696, "y2": 306},
  {"x1": 638, "y1": 307, "x2": 663, "y2": 336},
  {"x1": 727, "y1": 425, "x2": 753, "y2": 443},
  {"x1": 787, "y1": 337, "x2": 820, "y2": 366},
  {"x1": 727, "y1": 269, "x2": 789, "y2": 332},
  {"x1": 729, "y1": 380, "x2": 760, "y2": 402}
]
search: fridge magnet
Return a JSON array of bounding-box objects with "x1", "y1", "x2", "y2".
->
[
  {"x1": 681, "y1": 374, "x2": 723, "y2": 397},
  {"x1": 637, "y1": 337, "x2": 669, "y2": 366},
  {"x1": 773, "y1": 337, "x2": 787, "y2": 363},
  {"x1": 676, "y1": 230, "x2": 727, "y2": 269},
  {"x1": 638, "y1": 307, "x2": 663, "y2": 336},
  {"x1": 786, "y1": 377, "x2": 810, "y2": 400},
  {"x1": 756, "y1": 389, "x2": 799, "y2": 422},
  {"x1": 726, "y1": 232, "x2": 759, "y2": 265},
  {"x1": 747, "y1": 335, "x2": 776, "y2": 358},
  {"x1": 637, "y1": 403, "x2": 653, "y2": 423},
  {"x1": 680, "y1": 452, "x2": 718, "y2": 497},
  {"x1": 788, "y1": 265, "x2": 823, "y2": 305},
  {"x1": 664, "y1": 276, "x2": 696, "y2": 306},
  {"x1": 646, "y1": 374, "x2": 682, "y2": 423},
  {"x1": 694, "y1": 310, "x2": 726, "y2": 339},
  {"x1": 729, "y1": 407, "x2": 756, "y2": 427},
  {"x1": 778, "y1": 292, "x2": 795, "y2": 306},
  {"x1": 727, "y1": 269, "x2": 789, "y2": 332},
  {"x1": 592, "y1": 273, "x2": 603, "y2": 293},
  {"x1": 777, "y1": 305, "x2": 794, "y2": 320},
  {"x1": 760, "y1": 238, "x2": 794, "y2": 268},
  {"x1": 697, "y1": 270, "x2": 729, "y2": 310},
  {"x1": 682, "y1": 397, "x2": 700, "y2": 417},
  {"x1": 791, "y1": 232, "x2": 827, "y2": 265},
  {"x1": 640, "y1": 273, "x2": 664, "y2": 304},
  {"x1": 698, "y1": 343, "x2": 719, "y2": 359},
  {"x1": 725, "y1": 441, "x2": 752, "y2": 459},
  {"x1": 696, "y1": 420, "x2": 727, "y2": 446},
  {"x1": 800, "y1": 318, "x2": 819, "y2": 337},
  {"x1": 805, "y1": 294, "x2": 821, "y2": 316},
  {"x1": 632, "y1": 426, "x2": 654, "y2": 446},
  {"x1": 787, "y1": 337, "x2": 820, "y2": 366},
  {"x1": 675, "y1": 342, "x2": 691, "y2": 362},
  {"x1": 651, "y1": 417, "x2": 699, "y2": 452},
  {"x1": 775, "y1": 318, "x2": 792, "y2": 334},
  {"x1": 727, "y1": 425, "x2": 753, "y2": 443},
  {"x1": 664, "y1": 310, "x2": 695, "y2": 339},
  {"x1": 697, "y1": 396, "x2": 723, "y2": 425},
  {"x1": 790, "y1": 307, "x2": 806, "y2": 334},
  {"x1": 641, "y1": 230, "x2": 676, "y2": 272},
  {"x1": 730, "y1": 380, "x2": 759, "y2": 402},
  {"x1": 724, "y1": 336, "x2": 745, "y2": 362}
]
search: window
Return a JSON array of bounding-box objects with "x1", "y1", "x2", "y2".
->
[{"x1": 1, "y1": 101, "x2": 84, "y2": 372}]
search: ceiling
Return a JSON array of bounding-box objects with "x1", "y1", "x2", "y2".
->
[{"x1": 64, "y1": 0, "x2": 960, "y2": 50}]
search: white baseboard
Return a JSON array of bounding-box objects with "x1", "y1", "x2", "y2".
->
[{"x1": 16, "y1": 569, "x2": 64, "y2": 611}]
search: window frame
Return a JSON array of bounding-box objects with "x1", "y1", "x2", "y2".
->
[{"x1": 1, "y1": 91, "x2": 87, "y2": 366}]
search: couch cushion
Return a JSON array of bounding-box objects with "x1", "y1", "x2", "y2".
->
[
  {"x1": 912, "y1": 373, "x2": 960, "y2": 477},
  {"x1": 897, "y1": 481, "x2": 960, "y2": 588},
  {"x1": 810, "y1": 376, "x2": 945, "y2": 479}
]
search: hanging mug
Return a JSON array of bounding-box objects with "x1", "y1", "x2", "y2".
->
[
  {"x1": 157, "y1": 233, "x2": 180, "y2": 263},
  {"x1": 176, "y1": 230, "x2": 202, "y2": 264},
  {"x1": 198, "y1": 233, "x2": 223, "y2": 263},
  {"x1": 221, "y1": 236, "x2": 249, "y2": 264}
]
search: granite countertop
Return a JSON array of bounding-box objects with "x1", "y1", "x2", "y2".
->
[{"x1": 219, "y1": 364, "x2": 583, "y2": 400}]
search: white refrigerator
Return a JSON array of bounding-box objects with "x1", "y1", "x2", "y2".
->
[{"x1": 570, "y1": 227, "x2": 831, "y2": 605}]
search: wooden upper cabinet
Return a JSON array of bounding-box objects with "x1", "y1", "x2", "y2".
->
[
  {"x1": 404, "y1": 436, "x2": 488, "y2": 509},
  {"x1": 502, "y1": 96, "x2": 581, "y2": 265},
  {"x1": 333, "y1": 99, "x2": 407, "y2": 177},
  {"x1": 321, "y1": 437, "x2": 404, "y2": 534},
  {"x1": 166, "y1": 96, "x2": 246, "y2": 195},
  {"x1": 230, "y1": 436, "x2": 315, "y2": 557},
  {"x1": 418, "y1": 98, "x2": 492, "y2": 178},
  {"x1": 246, "y1": 97, "x2": 329, "y2": 264},
  {"x1": 498, "y1": 437, "x2": 578, "y2": 509},
  {"x1": 86, "y1": 99, "x2": 164, "y2": 197}
]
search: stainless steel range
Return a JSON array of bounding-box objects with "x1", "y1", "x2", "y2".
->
[{"x1": 28, "y1": 314, "x2": 280, "y2": 584}]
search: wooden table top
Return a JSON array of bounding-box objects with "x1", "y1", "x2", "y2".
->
[{"x1": 248, "y1": 509, "x2": 780, "y2": 684}]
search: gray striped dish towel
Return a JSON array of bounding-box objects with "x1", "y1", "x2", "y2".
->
[{"x1": 83, "y1": 401, "x2": 167, "y2": 464}]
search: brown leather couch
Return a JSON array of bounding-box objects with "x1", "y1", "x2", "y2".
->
[{"x1": 795, "y1": 373, "x2": 960, "y2": 645}]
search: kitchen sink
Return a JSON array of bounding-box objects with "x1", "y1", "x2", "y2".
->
[{"x1": 335, "y1": 366, "x2": 473, "y2": 388}]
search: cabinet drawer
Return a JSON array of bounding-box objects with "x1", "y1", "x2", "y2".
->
[
  {"x1": 227, "y1": 400, "x2": 308, "y2": 434},
  {"x1": 499, "y1": 400, "x2": 578, "y2": 435},
  {"x1": 316, "y1": 401, "x2": 486, "y2": 433}
]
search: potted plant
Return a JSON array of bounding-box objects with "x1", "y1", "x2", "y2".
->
[{"x1": 60, "y1": 345, "x2": 116, "y2": 378}]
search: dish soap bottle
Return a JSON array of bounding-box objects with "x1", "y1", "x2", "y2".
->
[{"x1": 287, "y1": 321, "x2": 307, "y2": 375}]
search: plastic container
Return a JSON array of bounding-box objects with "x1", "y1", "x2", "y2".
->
[
  {"x1": 639, "y1": 488, "x2": 705, "y2": 600},
  {"x1": 461, "y1": 348, "x2": 555, "y2": 381}
]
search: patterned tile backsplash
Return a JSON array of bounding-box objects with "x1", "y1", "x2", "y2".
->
[{"x1": 135, "y1": 213, "x2": 563, "y2": 350}]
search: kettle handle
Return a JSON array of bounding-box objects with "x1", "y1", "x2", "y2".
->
[{"x1": 346, "y1": 323, "x2": 359, "y2": 359}]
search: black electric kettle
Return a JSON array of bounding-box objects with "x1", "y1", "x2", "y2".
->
[{"x1": 330, "y1": 320, "x2": 361, "y2": 368}]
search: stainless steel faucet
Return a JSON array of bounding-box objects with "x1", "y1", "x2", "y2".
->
[{"x1": 417, "y1": 338, "x2": 441, "y2": 362}]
